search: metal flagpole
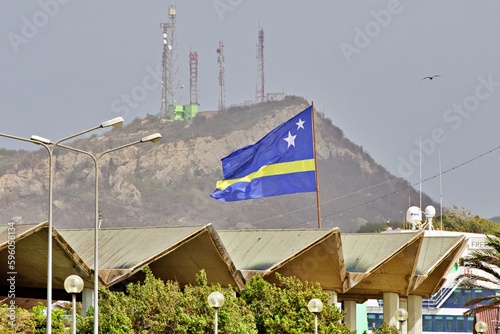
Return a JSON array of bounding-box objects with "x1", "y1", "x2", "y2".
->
[{"x1": 311, "y1": 101, "x2": 322, "y2": 228}]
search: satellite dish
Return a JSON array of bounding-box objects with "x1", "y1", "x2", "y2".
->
[
  {"x1": 425, "y1": 205, "x2": 436, "y2": 230},
  {"x1": 424, "y1": 205, "x2": 436, "y2": 218},
  {"x1": 406, "y1": 206, "x2": 422, "y2": 230}
]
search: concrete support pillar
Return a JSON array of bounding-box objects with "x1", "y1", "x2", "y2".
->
[
  {"x1": 344, "y1": 300, "x2": 357, "y2": 332},
  {"x1": 82, "y1": 288, "x2": 93, "y2": 315},
  {"x1": 407, "y1": 295, "x2": 422, "y2": 334},
  {"x1": 383, "y1": 292, "x2": 399, "y2": 327},
  {"x1": 326, "y1": 291, "x2": 338, "y2": 305}
]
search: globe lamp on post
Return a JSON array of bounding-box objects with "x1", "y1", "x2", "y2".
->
[
  {"x1": 394, "y1": 308, "x2": 408, "y2": 334},
  {"x1": 208, "y1": 291, "x2": 225, "y2": 334},
  {"x1": 308, "y1": 298, "x2": 323, "y2": 334},
  {"x1": 64, "y1": 275, "x2": 84, "y2": 334}
]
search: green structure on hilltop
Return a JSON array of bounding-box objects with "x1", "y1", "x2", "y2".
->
[{"x1": 168, "y1": 104, "x2": 199, "y2": 121}]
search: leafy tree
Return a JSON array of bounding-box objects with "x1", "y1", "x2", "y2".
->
[
  {"x1": 241, "y1": 273, "x2": 352, "y2": 334},
  {"x1": 456, "y1": 230, "x2": 500, "y2": 316},
  {"x1": 357, "y1": 222, "x2": 387, "y2": 233},
  {"x1": 4, "y1": 269, "x2": 356, "y2": 333},
  {"x1": 441, "y1": 205, "x2": 498, "y2": 233},
  {"x1": 0, "y1": 304, "x2": 34, "y2": 333},
  {"x1": 0, "y1": 303, "x2": 69, "y2": 334},
  {"x1": 370, "y1": 322, "x2": 399, "y2": 334},
  {"x1": 79, "y1": 268, "x2": 257, "y2": 333},
  {"x1": 78, "y1": 288, "x2": 134, "y2": 334}
]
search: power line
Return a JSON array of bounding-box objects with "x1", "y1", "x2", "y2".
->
[{"x1": 254, "y1": 144, "x2": 500, "y2": 228}]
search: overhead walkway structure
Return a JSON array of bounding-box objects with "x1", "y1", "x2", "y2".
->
[{"x1": 1, "y1": 223, "x2": 468, "y2": 334}]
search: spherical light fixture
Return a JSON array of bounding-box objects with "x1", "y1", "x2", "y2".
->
[
  {"x1": 208, "y1": 291, "x2": 225, "y2": 334},
  {"x1": 475, "y1": 320, "x2": 488, "y2": 334}
]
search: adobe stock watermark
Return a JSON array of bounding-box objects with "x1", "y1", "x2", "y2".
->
[
  {"x1": 213, "y1": 0, "x2": 243, "y2": 21},
  {"x1": 339, "y1": 0, "x2": 404, "y2": 64},
  {"x1": 109, "y1": 64, "x2": 162, "y2": 120},
  {"x1": 7, "y1": 0, "x2": 71, "y2": 54},
  {"x1": 398, "y1": 74, "x2": 500, "y2": 178},
  {"x1": 6, "y1": 220, "x2": 17, "y2": 329}
]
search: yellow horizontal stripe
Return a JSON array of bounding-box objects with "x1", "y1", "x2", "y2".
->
[{"x1": 216, "y1": 159, "x2": 315, "y2": 191}]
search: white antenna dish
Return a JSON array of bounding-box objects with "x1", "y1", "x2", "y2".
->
[
  {"x1": 406, "y1": 206, "x2": 422, "y2": 230},
  {"x1": 424, "y1": 205, "x2": 436, "y2": 218},
  {"x1": 425, "y1": 205, "x2": 436, "y2": 230}
]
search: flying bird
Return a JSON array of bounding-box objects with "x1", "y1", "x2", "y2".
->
[{"x1": 421, "y1": 75, "x2": 441, "y2": 81}]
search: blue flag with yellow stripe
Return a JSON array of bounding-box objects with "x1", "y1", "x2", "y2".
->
[{"x1": 210, "y1": 106, "x2": 316, "y2": 202}]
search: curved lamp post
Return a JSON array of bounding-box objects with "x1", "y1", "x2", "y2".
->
[
  {"x1": 476, "y1": 320, "x2": 488, "y2": 334},
  {"x1": 208, "y1": 291, "x2": 225, "y2": 334},
  {"x1": 34, "y1": 132, "x2": 161, "y2": 334},
  {"x1": 394, "y1": 308, "x2": 408, "y2": 334},
  {"x1": 2, "y1": 117, "x2": 122, "y2": 334},
  {"x1": 308, "y1": 298, "x2": 323, "y2": 334},
  {"x1": 64, "y1": 275, "x2": 84, "y2": 334}
]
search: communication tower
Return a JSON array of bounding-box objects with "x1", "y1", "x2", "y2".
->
[
  {"x1": 189, "y1": 51, "x2": 199, "y2": 105},
  {"x1": 255, "y1": 25, "x2": 265, "y2": 103},
  {"x1": 217, "y1": 41, "x2": 226, "y2": 112},
  {"x1": 160, "y1": 5, "x2": 178, "y2": 117}
]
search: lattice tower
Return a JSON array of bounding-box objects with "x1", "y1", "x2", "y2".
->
[
  {"x1": 217, "y1": 41, "x2": 226, "y2": 112},
  {"x1": 255, "y1": 26, "x2": 265, "y2": 103}
]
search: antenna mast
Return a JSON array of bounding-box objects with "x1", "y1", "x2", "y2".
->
[
  {"x1": 255, "y1": 25, "x2": 265, "y2": 103},
  {"x1": 160, "y1": 5, "x2": 177, "y2": 117},
  {"x1": 217, "y1": 41, "x2": 226, "y2": 112},
  {"x1": 189, "y1": 51, "x2": 199, "y2": 105}
]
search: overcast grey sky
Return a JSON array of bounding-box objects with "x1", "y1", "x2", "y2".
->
[{"x1": 1, "y1": 1, "x2": 500, "y2": 218}]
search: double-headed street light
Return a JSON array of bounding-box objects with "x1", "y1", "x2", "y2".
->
[
  {"x1": 2, "y1": 117, "x2": 123, "y2": 334},
  {"x1": 29, "y1": 117, "x2": 123, "y2": 333},
  {"x1": 33, "y1": 132, "x2": 162, "y2": 333}
]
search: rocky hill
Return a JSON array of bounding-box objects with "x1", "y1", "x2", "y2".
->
[{"x1": 0, "y1": 96, "x2": 436, "y2": 232}]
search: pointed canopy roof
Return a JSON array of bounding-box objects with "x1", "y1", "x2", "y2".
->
[
  {"x1": 60, "y1": 224, "x2": 245, "y2": 290},
  {"x1": 219, "y1": 228, "x2": 347, "y2": 292},
  {"x1": 0, "y1": 222, "x2": 93, "y2": 306}
]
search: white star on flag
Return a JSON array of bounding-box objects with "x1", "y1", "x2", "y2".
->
[
  {"x1": 296, "y1": 118, "x2": 305, "y2": 130},
  {"x1": 283, "y1": 131, "x2": 296, "y2": 148}
]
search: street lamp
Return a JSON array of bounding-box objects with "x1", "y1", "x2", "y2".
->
[
  {"x1": 476, "y1": 320, "x2": 488, "y2": 334},
  {"x1": 208, "y1": 291, "x2": 225, "y2": 334},
  {"x1": 0, "y1": 133, "x2": 54, "y2": 329},
  {"x1": 35, "y1": 132, "x2": 161, "y2": 334},
  {"x1": 29, "y1": 116, "x2": 123, "y2": 333},
  {"x1": 64, "y1": 275, "x2": 84, "y2": 334},
  {"x1": 394, "y1": 308, "x2": 408, "y2": 334},
  {"x1": 2, "y1": 119, "x2": 121, "y2": 334},
  {"x1": 308, "y1": 298, "x2": 323, "y2": 334}
]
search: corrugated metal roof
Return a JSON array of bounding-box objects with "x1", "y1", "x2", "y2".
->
[
  {"x1": 0, "y1": 222, "x2": 93, "y2": 293},
  {"x1": 410, "y1": 234, "x2": 467, "y2": 296},
  {"x1": 341, "y1": 232, "x2": 422, "y2": 272},
  {"x1": 60, "y1": 225, "x2": 209, "y2": 269},
  {"x1": 60, "y1": 224, "x2": 245, "y2": 289},
  {"x1": 416, "y1": 235, "x2": 466, "y2": 275},
  {"x1": 218, "y1": 229, "x2": 332, "y2": 270},
  {"x1": 2, "y1": 223, "x2": 469, "y2": 305},
  {"x1": 0, "y1": 223, "x2": 44, "y2": 248}
]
